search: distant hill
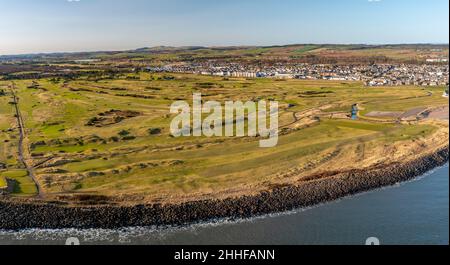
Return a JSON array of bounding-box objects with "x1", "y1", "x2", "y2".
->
[{"x1": 1, "y1": 44, "x2": 448, "y2": 64}]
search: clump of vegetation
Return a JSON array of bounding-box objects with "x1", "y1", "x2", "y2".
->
[
  {"x1": 109, "y1": 136, "x2": 120, "y2": 142},
  {"x1": 118, "y1": 130, "x2": 130, "y2": 136},
  {"x1": 196, "y1": 82, "x2": 216, "y2": 89},
  {"x1": 86, "y1": 110, "x2": 141, "y2": 127},
  {"x1": 117, "y1": 129, "x2": 136, "y2": 140},
  {"x1": 148, "y1": 128, "x2": 162, "y2": 135},
  {"x1": 162, "y1": 75, "x2": 175, "y2": 80},
  {"x1": 146, "y1": 86, "x2": 162, "y2": 91},
  {"x1": 86, "y1": 117, "x2": 101, "y2": 126},
  {"x1": 301, "y1": 90, "x2": 334, "y2": 95},
  {"x1": 49, "y1": 77, "x2": 61, "y2": 84},
  {"x1": 27, "y1": 81, "x2": 39, "y2": 89},
  {"x1": 30, "y1": 141, "x2": 46, "y2": 150}
]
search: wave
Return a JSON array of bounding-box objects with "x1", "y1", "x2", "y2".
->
[{"x1": 1, "y1": 163, "x2": 447, "y2": 244}]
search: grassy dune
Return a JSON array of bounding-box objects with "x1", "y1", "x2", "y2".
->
[{"x1": 0, "y1": 73, "x2": 448, "y2": 201}]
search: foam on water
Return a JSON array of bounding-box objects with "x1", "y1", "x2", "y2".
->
[{"x1": 1, "y1": 164, "x2": 448, "y2": 244}]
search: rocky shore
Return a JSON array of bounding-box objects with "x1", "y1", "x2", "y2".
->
[{"x1": 0, "y1": 146, "x2": 448, "y2": 230}]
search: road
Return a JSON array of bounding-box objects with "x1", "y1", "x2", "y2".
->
[{"x1": 9, "y1": 83, "x2": 43, "y2": 197}]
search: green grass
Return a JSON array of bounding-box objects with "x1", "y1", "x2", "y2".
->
[
  {"x1": 323, "y1": 119, "x2": 392, "y2": 132},
  {"x1": 0, "y1": 75, "x2": 447, "y2": 200},
  {"x1": 383, "y1": 124, "x2": 436, "y2": 142},
  {"x1": 0, "y1": 170, "x2": 37, "y2": 196},
  {"x1": 0, "y1": 176, "x2": 7, "y2": 188}
]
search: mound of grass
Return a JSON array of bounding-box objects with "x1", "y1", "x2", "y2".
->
[{"x1": 0, "y1": 176, "x2": 7, "y2": 188}]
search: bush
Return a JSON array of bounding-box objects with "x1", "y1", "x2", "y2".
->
[
  {"x1": 109, "y1": 136, "x2": 119, "y2": 142},
  {"x1": 148, "y1": 128, "x2": 162, "y2": 135},
  {"x1": 118, "y1": 130, "x2": 130, "y2": 136}
]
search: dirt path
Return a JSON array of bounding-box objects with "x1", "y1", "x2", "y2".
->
[
  {"x1": 280, "y1": 104, "x2": 336, "y2": 129},
  {"x1": 9, "y1": 83, "x2": 43, "y2": 197}
]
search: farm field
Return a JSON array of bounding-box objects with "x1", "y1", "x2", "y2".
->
[{"x1": 0, "y1": 73, "x2": 448, "y2": 203}]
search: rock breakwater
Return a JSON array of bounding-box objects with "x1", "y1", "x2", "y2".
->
[{"x1": 0, "y1": 147, "x2": 448, "y2": 230}]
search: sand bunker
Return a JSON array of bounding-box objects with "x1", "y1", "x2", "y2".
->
[
  {"x1": 86, "y1": 109, "x2": 141, "y2": 127},
  {"x1": 365, "y1": 111, "x2": 402, "y2": 118},
  {"x1": 426, "y1": 106, "x2": 449, "y2": 120},
  {"x1": 399, "y1": 107, "x2": 428, "y2": 120}
]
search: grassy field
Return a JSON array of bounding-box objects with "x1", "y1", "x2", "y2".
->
[
  {"x1": 0, "y1": 176, "x2": 6, "y2": 188},
  {"x1": 0, "y1": 73, "x2": 448, "y2": 202},
  {"x1": 0, "y1": 170, "x2": 37, "y2": 195}
]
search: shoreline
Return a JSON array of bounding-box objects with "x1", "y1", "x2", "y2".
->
[{"x1": 0, "y1": 146, "x2": 448, "y2": 230}]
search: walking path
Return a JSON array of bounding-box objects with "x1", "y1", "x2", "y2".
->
[{"x1": 9, "y1": 83, "x2": 43, "y2": 197}]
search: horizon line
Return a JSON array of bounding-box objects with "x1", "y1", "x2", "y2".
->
[{"x1": 1, "y1": 42, "x2": 449, "y2": 57}]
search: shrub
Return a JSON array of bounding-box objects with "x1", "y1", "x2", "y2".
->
[
  {"x1": 148, "y1": 128, "x2": 162, "y2": 135},
  {"x1": 118, "y1": 130, "x2": 130, "y2": 136}
]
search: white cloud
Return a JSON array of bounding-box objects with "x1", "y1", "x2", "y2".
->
[{"x1": 368, "y1": 0, "x2": 382, "y2": 2}]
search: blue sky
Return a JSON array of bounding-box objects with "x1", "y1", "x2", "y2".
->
[{"x1": 0, "y1": 0, "x2": 448, "y2": 55}]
